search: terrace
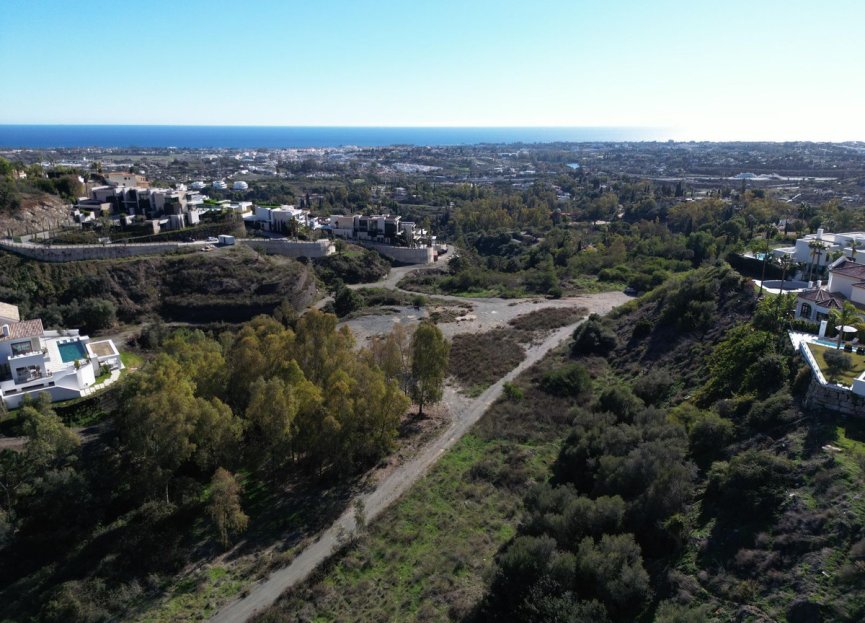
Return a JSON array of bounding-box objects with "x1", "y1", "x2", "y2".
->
[{"x1": 790, "y1": 331, "x2": 865, "y2": 396}]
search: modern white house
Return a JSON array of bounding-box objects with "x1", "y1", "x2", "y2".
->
[
  {"x1": 245, "y1": 205, "x2": 312, "y2": 233},
  {"x1": 327, "y1": 214, "x2": 427, "y2": 246},
  {"x1": 774, "y1": 230, "x2": 865, "y2": 269},
  {"x1": 0, "y1": 303, "x2": 122, "y2": 408}
]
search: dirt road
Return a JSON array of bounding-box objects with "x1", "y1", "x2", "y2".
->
[{"x1": 209, "y1": 290, "x2": 628, "y2": 623}]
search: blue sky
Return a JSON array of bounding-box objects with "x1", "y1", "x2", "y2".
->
[{"x1": 1, "y1": 0, "x2": 864, "y2": 140}]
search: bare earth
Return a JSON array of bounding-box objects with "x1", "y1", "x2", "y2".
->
[{"x1": 209, "y1": 288, "x2": 630, "y2": 623}]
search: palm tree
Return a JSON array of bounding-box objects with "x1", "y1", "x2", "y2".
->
[
  {"x1": 808, "y1": 240, "x2": 827, "y2": 282},
  {"x1": 850, "y1": 240, "x2": 859, "y2": 262},
  {"x1": 830, "y1": 301, "x2": 862, "y2": 349},
  {"x1": 774, "y1": 255, "x2": 795, "y2": 321}
]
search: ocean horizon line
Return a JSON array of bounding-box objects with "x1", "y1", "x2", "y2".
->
[{"x1": 0, "y1": 124, "x2": 670, "y2": 149}]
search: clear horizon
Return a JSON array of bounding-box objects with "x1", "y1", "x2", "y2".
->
[{"x1": 2, "y1": 0, "x2": 864, "y2": 141}]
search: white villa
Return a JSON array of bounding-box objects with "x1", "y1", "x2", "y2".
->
[
  {"x1": 328, "y1": 214, "x2": 430, "y2": 247},
  {"x1": 0, "y1": 303, "x2": 122, "y2": 408},
  {"x1": 795, "y1": 258, "x2": 865, "y2": 323},
  {"x1": 774, "y1": 229, "x2": 865, "y2": 269},
  {"x1": 245, "y1": 205, "x2": 317, "y2": 233}
]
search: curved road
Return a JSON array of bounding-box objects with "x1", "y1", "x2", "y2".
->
[{"x1": 209, "y1": 290, "x2": 629, "y2": 623}]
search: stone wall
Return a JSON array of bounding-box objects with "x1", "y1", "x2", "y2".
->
[
  {"x1": 0, "y1": 237, "x2": 337, "y2": 262},
  {"x1": 803, "y1": 375, "x2": 865, "y2": 416},
  {"x1": 354, "y1": 240, "x2": 436, "y2": 264},
  {"x1": 239, "y1": 238, "x2": 334, "y2": 258},
  {"x1": 0, "y1": 239, "x2": 202, "y2": 262}
]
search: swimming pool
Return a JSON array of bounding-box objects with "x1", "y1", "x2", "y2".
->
[{"x1": 58, "y1": 340, "x2": 87, "y2": 363}]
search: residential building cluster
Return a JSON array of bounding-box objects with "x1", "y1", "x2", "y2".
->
[
  {"x1": 327, "y1": 214, "x2": 430, "y2": 247},
  {"x1": 774, "y1": 229, "x2": 865, "y2": 269}
]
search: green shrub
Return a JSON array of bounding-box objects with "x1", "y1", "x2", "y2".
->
[
  {"x1": 334, "y1": 286, "x2": 362, "y2": 317},
  {"x1": 706, "y1": 449, "x2": 794, "y2": 517},
  {"x1": 632, "y1": 370, "x2": 674, "y2": 405},
  {"x1": 593, "y1": 386, "x2": 643, "y2": 422},
  {"x1": 688, "y1": 412, "x2": 734, "y2": 467},
  {"x1": 572, "y1": 315, "x2": 617, "y2": 356},
  {"x1": 745, "y1": 391, "x2": 797, "y2": 433},
  {"x1": 503, "y1": 382, "x2": 524, "y2": 401},
  {"x1": 540, "y1": 363, "x2": 591, "y2": 397},
  {"x1": 824, "y1": 348, "x2": 853, "y2": 380}
]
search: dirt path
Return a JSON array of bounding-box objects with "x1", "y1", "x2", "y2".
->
[{"x1": 209, "y1": 290, "x2": 628, "y2": 623}]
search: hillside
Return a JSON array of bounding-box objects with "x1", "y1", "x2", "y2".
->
[
  {"x1": 254, "y1": 263, "x2": 865, "y2": 623},
  {"x1": 0, "y1": 245, "x2": 318, "y2": 328},
  {"x1": 0, "y1": 192, "x2": 72, "y2": 237}
]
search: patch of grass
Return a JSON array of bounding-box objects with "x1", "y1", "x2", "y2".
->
[
  {"x1": 508, "y1": 306, "x2": 587, "y2": 333},
  {"x1": 564, "y1": 275, "x2": 626, "y2": 294},
  {"x1": 810, "y1": 343, "x2": 865, "y2": 386},
  {"x1": 257, "y1": 433, "x2": 560, "y2": 623},
  {"x1": 120, "y1": 350, "x2": 145, "y2": 369},
  {"x1": 132, "y1": 565, "x2": 248, "y2": 623},
  {"x1": 448, "y1": 329, "x2": 524, "y2": 390}
]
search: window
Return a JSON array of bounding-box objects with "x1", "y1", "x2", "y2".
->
[
  {"x1": 10, "y1": 340, "x2": 34, "y2": 356},
  {"x1": 799, "y1": 303, "x2": 813, "y2": 319}
]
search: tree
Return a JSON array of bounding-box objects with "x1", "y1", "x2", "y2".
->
[
  {"x1": 830, "y1": 301, "x2": 862, "y2": 348},
  {"x1": 575, "y1": 533, "x2": 651, "y2": 619},
  {"x1": 245, "y1": 377, "x2": 299, "y2": 471},
  {"x1": 116, "y1": 355, "x2": 200, "y2": 498},
  {"x1": 334, "y1": 284, "x2": 362, "y2": 317},
  {"x1": 368, "y1": 324, "x2": 411, "y2": 393},
  {"x1": 824, "y1": 348, "x2": 853, "y2": 382},
  {"x1": 207, "y1": 468, "x2": 249, "y2": 547},
  {"x1": 410, "y1": 321, "x2": 450, "y2": 416},
  {"x1": 807, "y1": 240, "x2": 827, "y2": 282}
]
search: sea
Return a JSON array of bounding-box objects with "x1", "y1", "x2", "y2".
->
[{"x1": 0, "y1": 125, "x2": 665, "y2": 149}]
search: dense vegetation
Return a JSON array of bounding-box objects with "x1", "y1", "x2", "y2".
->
[
  {"x1": 0, "y1": 310, "x2": 455, "y2": 621},
  {"x1": 477, "y1": 264, "x2": 865, "y2": 622}
]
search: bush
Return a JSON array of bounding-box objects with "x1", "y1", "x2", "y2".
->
[
  {"x1": 632, "y1": 370, "x2": 674, "y2": 405},
  {"x1": 824, "y1": 348, "x2": 853, "y2": 380},
  {"x1": 575, "y1": 533, "x2": 651, "y2": 619},
  {"x1": 706, "y1": 449, "x2": 794, "y2": 517},
  {"x1": 540, "y1": 363, "x2": 591, "y2": 397},
  {"x1": 503, "y1": 382, "x2": 524, "y2": 401},
  {"x1": 572, "y1": 315, "x2": 617, "y2": 356},
  {"x1": 745, "y1": 391, "x2": 797, "y2": 433},
  {"x1": 333, "y1": 285, "x2": 362, "y2": 317},
  {"x1": 688, "y1": 412, "x2": 734, "y2": 467},
  {"x1": 593, "y1": 386, "x2": 643, "y2": 422},
  {"x1": 631, "y1": 318, "x2": 653, "y2": 339}
]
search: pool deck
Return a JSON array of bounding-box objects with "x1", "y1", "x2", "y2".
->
[{"x1": 754, "y1": 280, "x2": 810, "y2": 295}]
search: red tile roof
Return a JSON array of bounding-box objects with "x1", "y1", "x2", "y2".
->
[
  {"x1": 2, "y1": 319, "x2": 44, "y2": 341},
  {"x1": 831, "y1": 260, "x2": 865, "y2": 280},
  {"x1": 798, "y1": 289, "x2": 846, "y2": 309}
]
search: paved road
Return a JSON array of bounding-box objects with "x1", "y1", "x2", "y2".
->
[{"x1": 209, "y1": 290, "x2": 628, "y2": 623}]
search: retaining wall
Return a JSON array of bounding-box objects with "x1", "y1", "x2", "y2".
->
[
  {"x1": 239, "y1": 239, "x2": 334, "y2": 258},
  {"x1": 0, "y1": 239, "x2": 203, "y2": 262},
  {"x1": 0, "y1": 237, "x2": 336, "y2": 262},
  {"x1": 355, "y1": 240, "x2": 436, "y2": 264},
  {"x1": 804, "y1": 376, "x2": 865, "y2": 416}
]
